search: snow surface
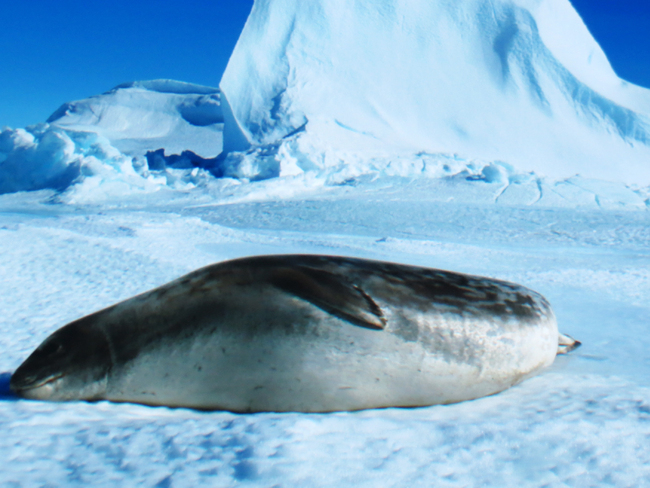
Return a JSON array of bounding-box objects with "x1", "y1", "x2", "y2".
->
[
  {"x1": 1, "y1": 179, "x2": 649, "y2": 486},
  {"x1": 221, "y1": 0, "x2": 650, "y2": 184}
]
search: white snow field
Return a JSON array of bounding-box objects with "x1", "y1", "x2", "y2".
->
[
  {"x1": 1, "y1": 0, "x2": 650, "y2": 485},
  {"x1": 1, "y1": 180, "x2": 650, "y2": 487}
]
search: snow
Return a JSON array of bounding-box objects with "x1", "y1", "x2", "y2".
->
[
  {"x1": 2, "y1": 0, "x2": 650, "y2": 484},
  {"x1": 0, "y1": 80, "x2": 229, "y2": 197},
  {"x1": 1, "y1": 181, "x2": 650, "y2": 486}
]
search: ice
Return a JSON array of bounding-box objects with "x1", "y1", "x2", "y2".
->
[
  {"x1": 0, "y1": 125, "x2": 111, "y2": 194},
  {"x1": 0, "y1": 79, "x2": 232, "y2": 196},
  {"x1": 221, "y1": 0, "x2": 650, "y2": 184},
  {"x1": 47, "y1": 79, "x2": 224, "y2": 158},
  {"x1": 4, "y1": 0, "x2": 650, "y2": 200}
]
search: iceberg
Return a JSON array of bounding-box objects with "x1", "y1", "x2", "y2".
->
[
  {"x1": 48, "y1": 79, "x2": 224, "y2": 158},
  {"x1": 220, "y1": 0, "x2": 650, "y2": 184},
  {"x1": 0, "y1": 80, "x2": 224, "y2": 195},
  {"x1": 0, "y1": 126, "x2": 82, "y2": 194}
]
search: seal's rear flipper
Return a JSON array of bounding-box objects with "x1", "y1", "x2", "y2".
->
[{"x1": 557, "y1": 333, "x2": 581, "y2": 355}]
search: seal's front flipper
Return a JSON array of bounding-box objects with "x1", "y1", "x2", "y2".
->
[
  {"x1": 557, "y1": 332, "x2": 581, "y2": 355},
  {"x1": 269, "y1": 266, "x2": 386, "y2": 330}
]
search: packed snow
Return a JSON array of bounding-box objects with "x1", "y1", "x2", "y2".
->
[{"x1": 1, "y1": 0, "x2": 650, "y2": 485}]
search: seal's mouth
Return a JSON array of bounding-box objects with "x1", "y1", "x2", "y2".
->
[{"x1": 10, "y1": 372, "x2": 64, "y2": 394}]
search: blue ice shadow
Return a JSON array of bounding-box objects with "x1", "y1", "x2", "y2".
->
[{"x1": 0, "y1": 372, "x2": 17, "y2": 400}]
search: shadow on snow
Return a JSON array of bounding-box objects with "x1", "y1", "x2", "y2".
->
[{"x1": 0, "y1": 372, "x2": 17, "y2": 400}]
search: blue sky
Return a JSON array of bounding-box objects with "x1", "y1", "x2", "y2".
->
[
  {"x1": 571, "y1": 0, "x2": 650, "y2": 87},
  {"x1": 0, "y1": 0, "x2": 648, "y2": 129},
  {"x1": 0, "y1": 0, "x2": 253, "y2": 128}
]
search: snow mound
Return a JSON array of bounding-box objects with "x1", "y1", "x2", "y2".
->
[
  {"x1": 221, "y1": 0, "x2": 650, "y2": 184},
  {"x1": 48, "y1": 79, "x2": 224, "y2": 158}
]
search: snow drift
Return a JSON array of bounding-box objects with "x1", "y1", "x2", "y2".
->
[{"x1": 220, "y1": 0, "x2": 650, "y2": 184}]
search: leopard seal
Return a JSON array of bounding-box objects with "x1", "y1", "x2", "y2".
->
[{"x1": 10, "y1": 255, "x2": 579, "y2": 412}]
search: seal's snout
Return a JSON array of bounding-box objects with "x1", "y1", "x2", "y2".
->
[
  {"x1": 10, "y1": 360, "x2": 34, "y2": 393},
  {"x1": 9, "y1": 370, "x2": 26, "y2": 393},
  {"x1": 10, "y1": 337, "x2": 68, "y2": 394},
  {"x1": 9, "y1": 361, "x2": 51, "y2": 394},
  {"x1": 10, "y1": 370, "x2": 61, "y2": 400},
  {"x1": 10, "y1": 320, "x2": 112, "y2": 402}
]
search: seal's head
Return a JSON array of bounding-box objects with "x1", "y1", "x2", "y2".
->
[{"x1": 10, "y1": 320, "x2": 111, "y2": 401}]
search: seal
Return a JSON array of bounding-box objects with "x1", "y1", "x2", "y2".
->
[{"x1": 10, "y1": 255, "x2": 579, "y2": 412}]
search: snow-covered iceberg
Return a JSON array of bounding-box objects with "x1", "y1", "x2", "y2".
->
[
  {"x1": 0, "y1": 126, "x2": 84, "y2": 194},
  {"x1": 48, "y1": 79, "x2": 224, "y2": 158},
  {"x1": 221, "y1": 0, "x2": 650, "y2": 184},
  {"x1": 0, "y1": 80, "x2": 224, "y2": 196}
]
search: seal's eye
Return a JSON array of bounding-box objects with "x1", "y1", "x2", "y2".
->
[{"x1": 38, "y1": 340, "x2": 63, "y2": 357}]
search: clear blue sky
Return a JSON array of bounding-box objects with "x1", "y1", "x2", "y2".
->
[
  {"x1": 571, "y1": 0, "x2": 650, "y2": 88},
  {"x1": 0, "y1": 0, "x2": 253, "y2": 128},
  {"x1": 0, "y1": 0, "x2": 648, "y2": 129}
]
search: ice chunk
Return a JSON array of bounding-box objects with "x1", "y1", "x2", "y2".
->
[{"x1": 0, "y1": 126, "x2": 80, "y2": 194}]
